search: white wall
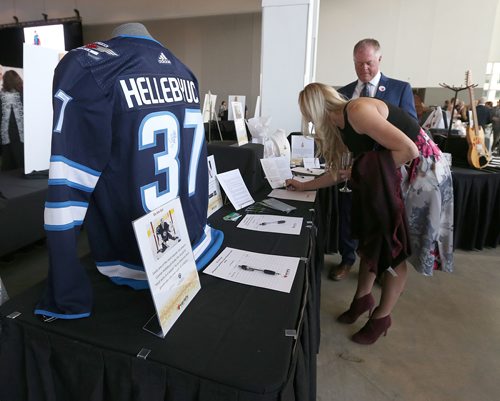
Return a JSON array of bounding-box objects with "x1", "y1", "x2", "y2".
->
[
  {"x1": 316, "y1": 0, "x2": 499, "y2": 89},
  {"x1": 489, "y1": 2, "x2": 500, "y2": 61}
]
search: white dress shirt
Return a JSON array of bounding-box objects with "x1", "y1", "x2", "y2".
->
[{"x1": 352, "y1": 71, "x2": 382, "y2": 99}]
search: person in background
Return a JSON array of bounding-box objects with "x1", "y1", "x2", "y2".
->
[
  {"x1": 218, "y1": 100, "x2": 228, "y2": 121},
  {"x1": 491, "y1": 99, "x2": 500, "y2": 154},
  {"x1": 454, "y1": 99, "x2": 469, "y2": 123},
  {"x1": 413, "y1": 93, "x2": 428, "y2": 124},
  {"x1": 287, "y1": 83, "x2": 453, "y2": 344},
  {"x1": 0, "y1": 70, "x2": 24, "y2": 171},
  {"x1": 475, "y1": 97, "x2": 491, "y2": 130}
]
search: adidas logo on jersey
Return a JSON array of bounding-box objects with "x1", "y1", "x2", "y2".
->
[{"x1": 158, "y1": 52, "x2": 171, "y2": 64}]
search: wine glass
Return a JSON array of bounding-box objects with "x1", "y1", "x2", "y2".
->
[{"x1": 339, "y1": 151, "x2": 353, "y2": 193}]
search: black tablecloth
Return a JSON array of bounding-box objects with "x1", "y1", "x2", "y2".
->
[
  {"x1": 317, "y1": 185, "x2": 339, "y2": 254},
  {"x1": 207, "y1": 141, "x2": 267, "y2": 195},
  {"x1": 452, "y1": 167, "x2": 500, "y2": 250},
  {"x1": 0, "y1": 192, "x2": 321, "y2": 401},
  {"x1": 0, "y1": 169, "x2": 47, "y2": 257}
]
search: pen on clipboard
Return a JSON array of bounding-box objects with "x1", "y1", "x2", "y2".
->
[
  {"x1": 259, "y1": 220, "x2": 286, "y2": 226},
  {"x1": 238, "y1": 264, "x2": 280, "y2": 275}
]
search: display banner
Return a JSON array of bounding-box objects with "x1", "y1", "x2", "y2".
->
[
  {"x1": 23, "y1": 44, "x2": 63, "y2": 173},
  {"x1": 231, "y1": 101, "x2": 248, "y2": 146},
  {"x1": 202, "y1": 92, "x2": 217, "y2": 123}
]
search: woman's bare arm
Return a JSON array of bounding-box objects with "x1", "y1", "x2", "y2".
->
[{"x1": 285, "y1": 170, "x2": 338, "y2": 191}]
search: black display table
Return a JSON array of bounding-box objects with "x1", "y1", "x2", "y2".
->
[
  {"x1": 0, "y1": 191, "x2": 322, "y2": 401},
  {"x1": 451, "y1": 166, "x2": 500, "y2": 250},
  {"x1": 0, "y1": 169, "x2": 47, "y2": 257}
]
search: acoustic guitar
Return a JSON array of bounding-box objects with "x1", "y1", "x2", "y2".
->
[{"x1": 465, "y1": 70, "x2": 491, "y2": 169}]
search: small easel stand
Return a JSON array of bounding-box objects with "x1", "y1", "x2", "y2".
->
[
  {"x1": 207, "y1": 93, "x2": 223, "y2": 143},
  {"x1": 439, "y1": 81, "x2": 474, "y2": 137}
]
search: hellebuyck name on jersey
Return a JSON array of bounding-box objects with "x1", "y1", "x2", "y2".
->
[{"x1": 120, "y1": 76, "x2": 199, "y2": 109}]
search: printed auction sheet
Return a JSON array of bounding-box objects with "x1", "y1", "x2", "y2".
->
[
  {"x1": 203, "y1": 247, "x2": 299, "y2": 293},
  {"x1": 237, "y1": 214, "x2": 303, "y2": 235},
  {"x1": 216, "y1": 169, "x2": 254, "y2": 210}
]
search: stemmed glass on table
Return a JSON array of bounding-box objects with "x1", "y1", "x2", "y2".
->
[{"x1": 339, "y1": 151, "x2": 353, "y2": 193}]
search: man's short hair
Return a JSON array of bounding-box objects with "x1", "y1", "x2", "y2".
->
[{"x1": 353, "y1": 38, "x2": 381, "y2": 56}]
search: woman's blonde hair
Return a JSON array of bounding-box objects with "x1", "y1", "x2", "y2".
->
[{"x1": 298, "y1": 82, "x2": 348, "y2": 170}]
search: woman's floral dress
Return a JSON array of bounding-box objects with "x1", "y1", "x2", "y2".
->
[{"x1": 401, "y1": 129, "x2": 454, "y2": 275}]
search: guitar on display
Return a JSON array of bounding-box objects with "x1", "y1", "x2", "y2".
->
[{"x1": 465, "y1": 70, "x2": 491, "y2": 169}]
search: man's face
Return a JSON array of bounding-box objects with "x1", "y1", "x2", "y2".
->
[{"x1": 353, "y1": 45, "x2": 381, "y2": 83}]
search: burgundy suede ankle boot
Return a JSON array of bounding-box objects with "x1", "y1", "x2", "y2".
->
[
  {"x1": 337, "y1": 293, "x2": 375, "y2": 324},
  {"x1": 351, "y1": 313, "x2": 392, "y2": 345}
]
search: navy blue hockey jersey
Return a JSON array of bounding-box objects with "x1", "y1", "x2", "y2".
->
[{"x1": 35, "y1": 36, "x2": 223, "y2": 319}]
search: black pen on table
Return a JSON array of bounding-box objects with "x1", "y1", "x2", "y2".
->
[
  {"x1": 238, "y1": 264, "x2": 280, "y2": 275},
  {"x1": 259, "y1": 220, "x2": 286, "y2": 226}
]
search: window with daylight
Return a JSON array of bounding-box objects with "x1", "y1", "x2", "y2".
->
[{"x1": 484, "y1": 62, "x2": 500, "y2": 101}]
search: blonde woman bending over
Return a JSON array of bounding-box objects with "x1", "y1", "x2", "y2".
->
[{"x1": 286, "y1": 83, "x2": 453, "y2": 344}]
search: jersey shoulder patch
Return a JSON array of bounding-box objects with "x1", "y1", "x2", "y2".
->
[{"x1": 74, "y1": 40, "x2": 121, "y2": 66}]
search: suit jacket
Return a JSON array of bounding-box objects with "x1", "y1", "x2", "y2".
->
[
  {"x1": 338, "y1": 73, "x2": 417, "y2": 120},
  {"x1": 475, "y1": 104, "x2": 491, "y2": 129}
]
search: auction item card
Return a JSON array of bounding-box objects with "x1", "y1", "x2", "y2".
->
[{"x1": 132, "y1": 197, "x2": 200, "y2": 337}]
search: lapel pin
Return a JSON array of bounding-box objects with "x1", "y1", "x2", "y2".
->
[{"x1": 378, "y1": 86, "x2": 386, "y2": 92}]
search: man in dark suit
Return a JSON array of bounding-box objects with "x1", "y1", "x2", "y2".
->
[
  {"x1": 338, "y1": 39, "x2": 417, "y2": 119},
  {"x1": 329, "y1": 38, "x2": 417, "y2": 281},
  {"x1": 475, "y1": 97, "x2": 491, "y2": 130}
]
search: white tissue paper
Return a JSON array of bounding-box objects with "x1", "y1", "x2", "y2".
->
[
  {"x1": 247, "y1": 117, "x2": 291, "y2": 161},
  {"x1": 247, "y1": 116, "x2": 272, "y2": 145}
]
